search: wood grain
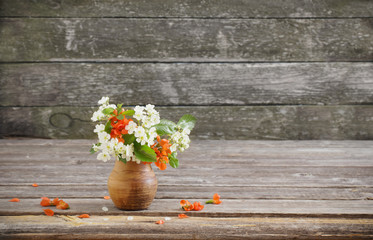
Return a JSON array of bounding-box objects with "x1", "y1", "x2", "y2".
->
[
  {"x1": 1, "y1": 63, "x2": 372, "y2": 106},
  {"x1": 0, "y1": 18, "x2": 372, "y2": 62},
  {"x1": 2, "y1": 216, "x2": 373, "y2": 240},
  {"x1": 0, "y1": 139, "x2": 372, "y2": 239},
  {"x1": 1, "y1": 185, "x2": 372, "y2": 201},
  {"x1": 1, "y1": 0, "x2": 372, "y2": 18},
  {"x1": 1, "y1": 198, "x2": 373, "y2": 217},
  {"x1": 1, "y1": 105, "x2": 372, "y2": 140}
]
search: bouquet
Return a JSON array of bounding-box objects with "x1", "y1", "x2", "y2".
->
[{"x1": 90, "y1": 97, "x2": 196, "y2": 170}]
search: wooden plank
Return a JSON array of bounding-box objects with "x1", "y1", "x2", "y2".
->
[
  {"x1": 1, "y1": 216, "x2": 373, "y2": 240},
  {"x1": 1, "y1": 0, "x2": 372, "y2": 18},
  {"x1": 1, "y1": 63, "x2": 373, "y2": 106},
  {"x1": 1, "y1": 106, "x2": 372, "y2": 140},
  {"x1": 0, "y1": 18, "x2": 372, "y2": 62},
  {"x1": 0, "y1": 164, "x2": 372, "y2": 186},
  {"x1": 1, "y1": 185, "x2": 372, "y2": 201},
  {"x1": 1, "y1": 139, "x2": 372, "y2": 148},
  {"x1": 1, "y1": 198, "x2": 373, "y2": 217}
]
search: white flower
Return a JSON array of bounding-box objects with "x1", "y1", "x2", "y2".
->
[
  {"x1": 109, "y1": 138, "x2": 119, "y2": 149},
  {"x1": 142, "y1": 118, "x2": 152, "y2": 128},
  {"x1": 97, "y1": 151, "x2": 111, "y2": 162},
  {"x1": 171, "y1": 132, "x2": 181, "y2": 142},
  {"x1": 136, "y1": 134, "x2": 148, "y2": 146},
  {"x1": 94, "y1": 124, "x2": 105, "y2": 133},
  {"x1": 134, "y1": 106, "x2": 145, "y2": 121},
  {"x1": 151, "y1": 114, "x2": 160, "y2": 125},
  {"x1": 91, "y1": 110, "x2": 105, "y2": 122},
  {"x1": 170, "y1": 144, "x2": 177, "y2": 152},
  {"x1": 98, "y1": 97, "x2": 109, "y2": 106},
  {"x1": 145, "y1": 104, "x2": 155, "y2": 112},
  {"x1": 132, "y1": 156, "x2": 141, "y2": 164},
  {"x1": 182, "y1": 128, "x2": 191, "y2": 135},
  {"x1": 98, "y1": 132, "x2": 110, "y2": 143},
  {"x1": 101, "y1": 143, "x2": 114, "y2": 154},
  {"x1": 106, "y1": 104, "x2": 117, "y2": 110},
  {"x1": 149, "y1": 127, "x2": 157, "y2": 137},
  {"x1": 134, "y1": 126, "x2": 146, "y2": 138},
  {"x1": 124, "y1": 144, "x2": 134, "y2": 160},
  {"x1": 115, "y1": 141, "x2": 125, "y2": 155},
  {"x1": 125, "y1": 121, "x2": 137, "y2": 134}
]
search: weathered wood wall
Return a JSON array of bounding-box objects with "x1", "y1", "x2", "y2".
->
[{"x1": 0, "y1": 0, "x2": 372, "y2": 139}]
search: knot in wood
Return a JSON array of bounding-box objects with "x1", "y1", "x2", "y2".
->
[{"x1": 49, "y1": 113, "x2": 73, "y2": 129}]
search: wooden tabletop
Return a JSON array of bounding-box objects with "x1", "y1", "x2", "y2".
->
[{"x1": 0, "y1": 139, "x2": 372, "y2": 239}]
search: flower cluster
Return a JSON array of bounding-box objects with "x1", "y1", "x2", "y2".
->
[{"x1": 91, "y1": 97, "x2": 196, "y2": 170}]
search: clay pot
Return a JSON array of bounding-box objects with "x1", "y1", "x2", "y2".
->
[{"x1": 107, "y1": 160, "x2": 157, "y2": 210}]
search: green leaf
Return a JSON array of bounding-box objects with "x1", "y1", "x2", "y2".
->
[
  {"x1": 102, "y1": 107, "x2": 115, "y2": 115},
  {"x1": 205, "y1": 200, "x2": 214, "y2": 204},
  {"x1": 123, "y1": 134, "x2": 135, "y2": 145},
  {"x1": 118, "y1": 155, "x2": 127, "y2": 164},
  {"x1": 168, "y1": 152, "x2": 179, "y2": 168},
  {"x1": 90, "y1": 146, "x2": 96, "y2": 154},
  {"x1": 154, "y1": 119, "x2": 177, "y2": 136},
  {"x1": 104, "y1": 121, "x2": 112, "y2": 134},
  {"x1": 134, "y1": 142, "x2": 156, "y2": 162},
  {"x1": 117, "y1": 114, "x2": 124, "y2": 120},
  {"x1": 90, "y1": 143, "x2": 101, "y2": 154},
  {"x1": 122, "y1": 110, "x2": 135, "y2": 116},
  {"x1": 177, "y1": 114, "x2": 196, "y2": 131},
  {"x1": 117, "y1": 103, "x2": 123, "y2": 111}
]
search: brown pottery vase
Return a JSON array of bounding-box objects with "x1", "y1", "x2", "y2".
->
[{"x1": 107, "y1": 160, "x2": 157, "y2": 210}]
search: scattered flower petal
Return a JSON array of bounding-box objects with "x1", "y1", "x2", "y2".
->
[
  {"x1": 32, "y1": 183, "x2": 38, "y2": 187},
  {"x1": 40, "y1": 197, "x2": 51, "y2": 207},
  {"x1": 9, "y1": 198, "x2": 20, "y2": 202},
  {"x1": 56, "y1": 200, "x2": 70, "y2": 210},
  {"x1": 43, "y1": 209, "x2": 54, "y2": 216},
  {"x1": 178, "y1": 214, "x2": 189, "y2": 219},
  {"x1": 180, "y1": 199, "x2": 194, "y2": 211},
  {"x1": 156, "y1": 220, "x2": 164, "y2": 224},
  {"x1": 78, "y1": 214, "x2": 90, "y2": 218},
  {"x1": 127, "y1": 216, "x2": 133, "y2": 220},
  {"x1": 165, "y1": 217, "x2": 171, "y2": 221},
  {"x1": 193, "y1": 201, "x2": 204, "y2": 211},
  {"x1": 52, "y1": 198, "x2": 60, "y2": 206},
  {"x1": 102, "y1": 207, "x2": 108, "y2": 212},
  {"x1": 206, "y1": 193, "x2": 222, "y2": 204},
  {"x1": 103, "y1": 196, "x2": 111, "y2": 200}
]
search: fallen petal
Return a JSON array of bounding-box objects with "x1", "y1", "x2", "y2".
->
[
  {"x1": 103, "y1": 196, "x2": 111, "y2": 200},
  {"x1": 78, "y1": 214, "x2": 90, "y2": 218},
  {"x1": 43, "y1": 209, "x2": 54, "y2": 216},
  {"x1": 178, "y1": 214, "x2": 188, "y2": 219},
  {"x1": 32, "y1": 183, "x2": 38, "y2": 187},
  {"x1": 102, "y1": 207, "x2": 108, "y2": 212},
  {"x1": 9, "y1": 198, "x2": 20, "y2": 202},
  {"x1": 40, "y1": 198, "x2": 51, "y2": 207},
  {"x1": 156, "y1": 220, "x2": 165, "y2": 224}
]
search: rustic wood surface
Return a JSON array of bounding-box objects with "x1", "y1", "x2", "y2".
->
[
  {"x1": 1, "y1": 105, "x2": 372, "y2": 140},
  {"x1": 0, "y1": 1, "x2": 372, "y2": 141},
  {"x1": 0, "y1": 139, "x2": 372, "y2": 239},
  {"x1": 1, "y1": 0, "x2": 372, "y2": 18},
  {"x1": 1, "y1": 18, "x2": 372, "y2": 62},
  {"x1": 1, "y1": 63, "x2": 372, "y2": 106}
]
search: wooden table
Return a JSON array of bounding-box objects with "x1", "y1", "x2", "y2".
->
[{"x1": 1, "y1": 139, "x2": 372, "y2": 239}]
